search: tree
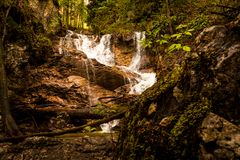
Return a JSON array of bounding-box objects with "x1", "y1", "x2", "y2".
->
[
  {"x1": 0, "y1": 0, "x2": 22, "y2": 136},
  {"x1": 165, "y1": 0, "x2": 173, "y2": 34},
  {"x1": 58, "y1": 0, "x2": 88, "y2": 29}
]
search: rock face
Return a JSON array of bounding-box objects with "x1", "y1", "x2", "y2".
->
[
  {"x1": 60, "y1": 55, "x2": 129, "y2": 91},
  {"x1": 7, "y1": 45, "x2": 129, "y2": 109},
  {"x1": 195, "y1": 24, "x2": 240, "y2": 121},
  {"x1": 199, "y1": 112, "x2": 240, "y2": 159},
  {"x1": 28, "y1": 0, "x2": 59, "y2": 33}
]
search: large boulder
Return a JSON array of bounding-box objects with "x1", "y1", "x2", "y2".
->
[
  {"x1": 199, "y1": 112, "x2": 240, "y2": 159},
  {"x1": 59, "y1": 52, "x2": 130, "y2": 91},
  {"x1": 195, "y1": 24, "x2": 240, "y2": 121}
]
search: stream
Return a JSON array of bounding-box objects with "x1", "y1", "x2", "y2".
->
[{"x1": 59, "y1": 31, "x2": 157, "y2": 132}]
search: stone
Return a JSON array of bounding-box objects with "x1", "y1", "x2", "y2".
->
[
  {"x1": 198, "y1": 112, "x2": 240, "y2": 159},
  {"x1": 194, "y1": 24, "x2": 240, "y2": 121},
  {"x1": 213, "y1": 148, "x2": 234, "y2": 159},
  {"x1": 60, "y1": 54, "x2": 130, "y2": 91}
]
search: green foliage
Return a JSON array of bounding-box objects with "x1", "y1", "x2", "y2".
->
[
  {"x1": 170, "y1": 98, "x2": 211, "y2": 139},
  {"x1": 34, "y1": 34, "x2": 52, "y2": 49},
  {"x1": 87, "y1": 0, "x2": 164, "y2": 34},
  {"x1": 143, "y1": 23, "x2": 194, "y2": 54},
  {"x1": 187, "y1": 14, "x2": 209, "y2": 32},
  {"x1": 0, "y1": 0, "x2": 17, "y2": 7},
  {"x1": 57, "y1": 0, "x2": 88, "y2": 29}
]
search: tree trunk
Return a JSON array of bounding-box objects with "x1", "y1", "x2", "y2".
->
[
  {"x1": 0, "y1": 6, "x2": 22, "y2": 136},
  {"x1": 166, "y1": 0, "x2": 173, "y2": 34},
  {"x1": 0, "y1": 38, "x2": 22, "y2": 136},
  {"x1": 66, "y1": 0, "x2": 70, "y2": 28}
]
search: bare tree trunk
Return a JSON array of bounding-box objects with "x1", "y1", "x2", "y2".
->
[
  {"x1": 166, "y1": 0, "x2": 173, "y2": 34},
  {"x1": 0, "y1": 6, "x2": 22, "y2": 136},
  {"x1": 0, "y1": 39, "x2": 22, "y2": 136},
  {"x1": 66, "y1": 0, "x2": 70, "y2": 28}
]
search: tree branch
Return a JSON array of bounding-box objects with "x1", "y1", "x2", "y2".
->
[
  {"x1": 0, "y1": 110, "x2": 126, "y2": 143},
  {"x1": 2, "y1": 6, "x2": 11, "y2": 42}
]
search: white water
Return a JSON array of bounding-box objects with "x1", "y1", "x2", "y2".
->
[
  {"x1": 66, "y1": 30, "x2": 115, "y2": 66},
  {"x1": 127, "y1": 32, "x2": 156, "y2": 94},
  {"x1": 100, "y1": 119, "x2": 119, "y2": 133},
  {"x1": 83, "y1": 59, "x2": 93, "y2": 106},
  {"x1": 60, "y1": 31, "x2": 156, "y2": 132},
  {"x1": 128, "y1": 32, "x2": 145, "y2": 71},
  {"x1": 84, "y1": 0, "x2": 89, "y2": 5},
  {"x1": 60, "y1": 31, "x2": 156, "y2": 95}
]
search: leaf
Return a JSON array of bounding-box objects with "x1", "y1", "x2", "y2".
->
[
  {"x1": 143, "y1": 40, "x2": 152, "y2": 48},
  {"x1": 171, "y1": 34, "x2": 179, "y2": 38},
  {"x1": 187, "y1": 29, "x2": 195, "y2": 32},
  {"x1": 161, "y1": 34, "x2": 171, "y2": 39},
  {"x1": 168, "y1": 44, "x2": 179, "y2": 52},
  {"x1": 175, "y1": 44, "x2": 182, "y2": 50},
  {"x1": 183, "y1": 46, "x2": 191, "y2": 52},
  {"x1": 168, "y1": 44, "x2": 177, "y2": 51},
  {"x1": 176, "y1": 24, "x2": 187, "y2": 30},
  {"x1": 171, "y1": 33, "x2": 182, "y2": 40},
  {"x1": 176, "y1": 34, "x2": 182, "y2": 39},
  {"x1": 184, "y1": 31, "x2": 192, "y2": 36},
  {"x1": 159, "y1": 39, "x2": 168, "y2": 45}
]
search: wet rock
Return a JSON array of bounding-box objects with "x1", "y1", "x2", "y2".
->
[
  {"x1": 198, "y1": 112, "x2": 240, "y2": 159},
  {"x1": 67, "y1": 75, "x2": 117, "y2": 105},
  {"x1": 112, "y1": 45, "x2": 132, "y2": 66},
  {"x1": 60, "y1": 54, "x2": 130, "y2": 91}
]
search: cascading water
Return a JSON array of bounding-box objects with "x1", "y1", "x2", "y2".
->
[
  {"x1": 83, "y1": 59, "x2": 94, "y2": 106},
  {"x1": 59, "y1": 31, "x2": 156, "y2": 132},
  {"x1": 60, "y1": 31, "x2": 156, "y2": 95},
  {"x1": 128, "y1": 32, "x2": 156, "y2": 94},
  {"x1": 58, "y1": 37, "x2": 64, "y2": 55},
  {"x1": 128, "y1": 32, "x2": 145, "y2": 71},
  {"x1": 84, "y1": 0, "x2": 89, "y2": 5},
  {"x1": 118, "y1": 32, "x2": 156, "y2": 94},
  {"x1": 65, "y1": 31, "x2": 115, "y2": 66},
  {"x1": 100, "y1": 119, "x2": 119, "y2": 133}
]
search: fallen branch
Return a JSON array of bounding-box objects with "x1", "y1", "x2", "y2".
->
[
  {"x1": 0, "y1": 110, "x2": 126, "y2": 143},
  {"x1": 15, "y1": 106, "x2": 107, "y2": 119},
  {"x1": 98, "y1": 95, "x2": 125, "y2": 104}
]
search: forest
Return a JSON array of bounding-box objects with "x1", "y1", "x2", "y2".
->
[{"x1": 0, "y1": 0, "x2": 240, "y2": 159}]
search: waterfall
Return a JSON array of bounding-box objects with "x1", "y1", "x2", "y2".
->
[
  {"x1": 123, "y1": 32, "x2": 156, "y2": 94},
  {"x1": 84, "y1": 0, "x2": 89, "y2": 5},
  {"x1": 100, "y1": 119, "x2": 119, "y2": 133},
  {"x1": 64, "y1": 31, "x2": 115, "y2": 66},
  {"x1": 83, "y1": 59, "x2": 94, "y2": 106},
  {"x1": 58, "y1": 37, "x2": 64, "y2": 55},
  {"x1": 59, "y1": 31, "x2": 156, "y2": 95},
  {"x1": 128, "y1": 32, "x2": 145, "y2": 71},
  {"x1": 59, "y1": 30, "x2": 156, "y2": 132}
]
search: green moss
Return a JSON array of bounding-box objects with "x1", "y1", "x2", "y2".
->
[
  {"x1": 170, "y1": 98, "x2": 210, "y2": 138},
  {"x1": 116, "y1": 65, "x2": 186, "y2": 159},
  {"x1": 33, "y1": 35, "x2": 52, "y2": 49}
]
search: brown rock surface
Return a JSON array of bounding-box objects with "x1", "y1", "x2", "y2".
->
[{"x1": 198, "y1": 112, "x2": 240, "y2": 159}]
